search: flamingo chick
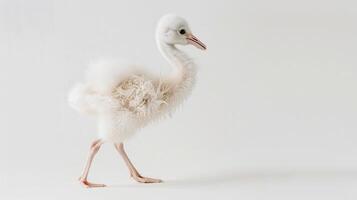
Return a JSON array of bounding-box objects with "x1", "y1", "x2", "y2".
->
[{"x1": 68, "y1": 14, "x2": 206, "y2": 188}]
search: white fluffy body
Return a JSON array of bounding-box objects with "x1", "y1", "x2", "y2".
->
[{"x1": 68, "y1": 14, "x2": 199, "y2": 143}]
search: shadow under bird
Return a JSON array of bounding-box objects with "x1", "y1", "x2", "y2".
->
[{"x1": 68, "y1": 14, "x2": 206, "y2": 188}]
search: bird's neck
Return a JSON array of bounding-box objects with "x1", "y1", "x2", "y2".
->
[
  {"x1": 157, "y1": 41, "x2": 197, "y2": 102},
  {"x1": 157, "y1": 41, "x2": 196, "y2": 81}
]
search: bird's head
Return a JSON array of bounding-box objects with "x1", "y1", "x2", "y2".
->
[{"x1": 156, "y1": 14, "x2": 207, "y2": 50}]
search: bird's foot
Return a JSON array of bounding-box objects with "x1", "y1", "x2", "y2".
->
[
  {"x1": 131, "y1": 174, "x2": 162, "y2": 183},
  {"x1": 78, "y1": 177, "x2": 106, "y2": 188}
]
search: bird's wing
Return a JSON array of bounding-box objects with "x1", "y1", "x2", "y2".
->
[{"x1": 112, "y1": 75, "x2": 168, "y2": 117}]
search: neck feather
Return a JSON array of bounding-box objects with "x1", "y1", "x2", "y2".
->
[
  {"x1": 157, "y1": 41, "x2": 196, "y2": 80},
  {"x1": 157, "y1": 41, "x2": 197, "y2": 104}
]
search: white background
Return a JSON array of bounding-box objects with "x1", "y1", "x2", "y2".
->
[{"x1": 0, "y1": 0, "x2": 356, "y2": 199}]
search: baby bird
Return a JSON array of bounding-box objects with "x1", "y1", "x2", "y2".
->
[{"x1": 69, "y1": 14, "x2": 206, "y2": 187}]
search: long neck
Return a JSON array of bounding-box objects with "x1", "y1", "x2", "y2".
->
[
  {"x1": 157, "y1": 40, "x2": 197, "y2": 102},
  {"x1": 158, "y1": 41, "x2": 195, "y2": 76}
]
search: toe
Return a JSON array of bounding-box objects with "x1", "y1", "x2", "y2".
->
[
  {"x1": 145, "y1": 177, "x2": 162, "y2": 183},
  {"x1": 79, "y1": 180, "x2": 106, "y2": 188},
  {"x1": 132, "y1": 176, "x2": 162, "y2": 183}
]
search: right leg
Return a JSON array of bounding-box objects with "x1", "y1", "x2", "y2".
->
[
  {"x1": 79, "y1": 139, "x2": 106, "y2": 188},
  {"x1": 114, "y1": 143, "x2": 162, "y2": 183}
]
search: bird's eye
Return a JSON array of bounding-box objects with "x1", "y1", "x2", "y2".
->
[{"x1": 179, "y1": 29, "x2": 186, "y2": 35}]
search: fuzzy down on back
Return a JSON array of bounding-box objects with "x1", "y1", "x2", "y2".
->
[{"x1": 68, "y1": 60, "x2": 170, "y2": 117}]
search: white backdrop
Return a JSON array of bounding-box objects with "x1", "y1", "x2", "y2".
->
[{"x1": 0, "y1": 0, "x2": 356, "y2": 199}]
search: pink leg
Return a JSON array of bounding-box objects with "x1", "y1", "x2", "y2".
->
[
  {"x1": 114, "y1": 143, "x2": 162, "y2": 183},
  {"x1": 78, "y1": 139, "x2": 106, "y2": 188}
]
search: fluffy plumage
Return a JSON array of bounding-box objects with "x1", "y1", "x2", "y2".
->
[{"x1": 68, "y1": 14, "x2": 203, "y2": 143}]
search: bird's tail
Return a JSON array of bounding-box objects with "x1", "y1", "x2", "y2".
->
[
  {"x1": 68, "y1": 83, "x2": 95, "y2": 115},
  {"x1": 68, "y1": 83, "x2": 118, "y2": 115}
]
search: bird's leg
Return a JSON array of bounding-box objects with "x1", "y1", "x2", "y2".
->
[
  {"x1": 114, "y1": 143, "x2": 162, "y2": 183},
  {"x1": 78, "y1": 139, "x2": 106, "y2": 188}
]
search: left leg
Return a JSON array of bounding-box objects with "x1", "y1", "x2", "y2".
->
[
  {"x1": 79, "y1": 139, "x2": 106, "y2": 188},
  {"x1": 114, "y1": 143, "x2": 162, "y2": 183}
]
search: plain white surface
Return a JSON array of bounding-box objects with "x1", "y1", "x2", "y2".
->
[{"x1": 0, "y1": 0, "x2": 357, "y2": 199}]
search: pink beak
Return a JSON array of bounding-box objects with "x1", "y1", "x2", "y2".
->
[{"x1": 186, "y1": 34, "x2": 207, "y2": 50}]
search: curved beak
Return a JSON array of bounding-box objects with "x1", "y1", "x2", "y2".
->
[{"x1": 186, "y1": 34, "x2": 207, "y2": 50}]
